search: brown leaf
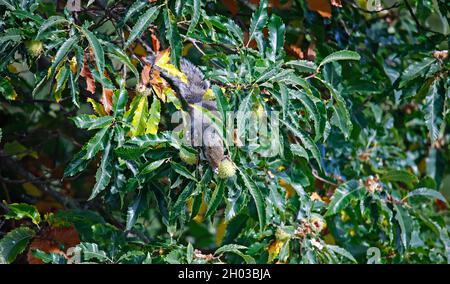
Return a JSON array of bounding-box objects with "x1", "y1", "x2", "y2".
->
[
  {"x1": 150, "y1": 30, "x2": 161, "y2": 52},
  {"x1": 141, "y1": 64, "x2": 152, "y2": 85},
  {"x1": 101, "y1": 88, "x2": 113, "y2": 114},
  {"x1": 80, "y1": 54, "x2": 96, "y2": 94},
  {"x1": 306, "y1": 0, "x2": 332, "y2": 18}
]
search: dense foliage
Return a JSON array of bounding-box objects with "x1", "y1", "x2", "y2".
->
[{"x1": 0, "y1": 0, "x2": 449, "y2": 264}]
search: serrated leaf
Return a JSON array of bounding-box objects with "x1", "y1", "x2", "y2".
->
[
  {"x1": 0, "y1": 226, "x2": 35, "y2": 264},
  {"x1": 130, "y1": 95, "x2": 149, "y2": 137},
  {"x1": 164, "y1": 8, "x2": 182, "y2": 67},
  {"x1": 82, "y1": 127, "x2": 110, "y2": 160},
  {"x1": 139, "y1": 159, "x2": 166, "y2": 175},
  {"x1": 89, "y1": 130, "x2": 114, "y2": 200},
  {"x1": 71, "y1": 115, "x2": 113, "y2": 130},
  {"x1": 382, "y1": 170, "x2": 418, "y2": 185},
  {"x1": 400, "y1": 57, "x2": 436, "y2": 87},
  {"x1": 76, "y1": 242, "x2": 109, "y2": 262},
  {"x1": 145, "y1": 97, "x2": 161, "y2": 135},
  {"x1": 325, "y1": 180, "x2": 361, "y2": 216},
  {"x1": 267, "y1": 14, "x2": 285, "y2": 62},
  {"x1": 318, "y1": 50, "x2": 360, "y2": 68},
  {"x1": 112, "y1": 85, "x2": 128, "y2": 119},
  {"x1": 187, "y1": 0, "x2": 201, "y2": 35},
  {"x1": 214, "y1": 244, "x2": 255, "y2": 264},
  {"x1": 280, "y1": 119, "x2": 322, "y2": 170},
  {"x1": 64, "y1": 148, "x2": 90, "y2": 177},
  {"x1": 48, "y1": 37, "x2": 77, "y2": 83},
  {"x1": 4, "y1": 203, "x2": 41, "y2": 225},
  {"x1": 204, "y1": 181, "x2": 225, "y2": 218},
  {"x1": 126, "y1": 191, "x2": 147, "y2": 231},
  {"x1": 247, "y1": 0, "x2": 268, "y2": 46},
  {"x1": 81, "y1": 28, "x2": 105, "y2": 80},
  {"x1": 36, "y1": 16, "x2": 67, "y2": 39},
  {"x1": 285, "y1": 60, "x2": 318, "y2": 73},
  {"x1": 424, "y1": 80, "x2": 442, "y2": 143},
  {"x1": 405, "y1": 187, "x2": 448, "y2": 204},
  {"x1": 170, "y1": 161, "x2": 198, "y2": 182},
  {"x1": 125, "y1": 5, "x2": 160, "y2": 47},
  {"x1": 238, "y1": 169, "x2": 266, "y2": 231}
]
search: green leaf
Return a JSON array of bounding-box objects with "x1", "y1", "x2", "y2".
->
[
  {"x1": 424, "y1": 80, "x2": 442, "y2": 143},
  {"x1": 112, "y1": 85, "x2": 128, "y2": 119},
  {"x1": 267, "y1": 14, "x2": 285, "y2": 62},
  {"x1": 394, "y1": 204, "x2": 413, "y2": 249},
  {"x1": 405, "y1": 188, "x2": 448, "y2": 204},
  {"x1": 80, "y1": 28, "x2": 105, "y2": 80},
  {"x1": 107, "y1": 51, "x2": 140, "y2": 82},
  {"x1": 280, "y1": 119, "x2": 322, "y2": 170},
  {"x1": 139, "y1": 159, "x2": 167, "y2": 175},
  {"x1": 318, "y1": 50, "x2": 360, "y2": 68},
  {"x1": 382, "y1": 170, "x2": 419, "y2": 185},
  {"x1": 125, "y1": 5, "x2": 160, "y2": 47},
  {"x1": 126, "y1": 191, "x2": 147, "y2": 231},
  {"x1": 82, "y1": 127, "x2": 110, "y2": 160},
  {"x1": 89, "y1": 130, "x2": 114, "y2": 200},
  {"x1": 187, "y1": 0, "x2": 201, "y2": 35},
  {"x1": 400, "y1": 57, "x2": 436, "y2": 87},
  {"x1": 71, "y1": 115, "x2": 113, "y2": 130},
  {"x1": 128, "y1": 133, "x2": 171, "y2": 147},
  {"x1": 0, "y1": 77, "x2": 16, "y2": 100},
  {"x1": 69, "y1": 71, "x2": 79, "y2": 107},
  {"x1": 238, "y1": 169, "x2": 266, "y2": 232},
  {"x1": 122, "y1": 0, "x2": 148, "y2": 25},
  {"x1": 326, "y1": 245, "x2": 357, "y2": 263},
  {"x1": 0, "y1": 226, "x2": 35, "y2": 264},
  {"x1": 171, "y1": 182, "x2": 196, "y2": 219},
  {"x1": 291, "y1": 90, "x2": 322, "y2": 138},
  {"x1": 215, "y1": 244, "x2": 255, "y2": 264},
  {"x1": 285, "y1": 60, "x2": 318, "y2": 73},
  {"x1": 130, "y1": 95, "x2": 149, "y2": 137},
  {"x1": 48, "y1": 37, "x2": 77, "y2": 82},
  {"x1": 204, "y1": 180, "x2": 225, "y2": 218},
  {"x1": 170, "y1": 161, "x2": 198, "y2": 182},
  {"x1": 36, "y1": 16, "x2": 67, "y2": 39},
  {"x1": 326, "y1": 180, "x2": 361, "y2": 216},
  {"x1": 164, "y1": 8, "x2": 182, "y2": 67},
  {"x1": 76, "y1": 242, "x2": 109, "y2": 262},
  {"x1": 4, "y1": 203, "x2": 41, "y2": 225},
  {"x1": 31, "y1": 249, "x2": 67, "y2": 264},
  {"x1": 145, "y1": 98, "x2": 161, "y2": 135},
  {"x1": 247, "y1": 0, "x2": 268, "y2": 46},
  {"x1": 64, "y1": 148, "x2": 90, "y2": 177}
]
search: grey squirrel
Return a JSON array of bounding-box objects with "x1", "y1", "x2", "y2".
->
[{"x1": 146, "y1": 56, "x2": 225, "y2": 170}]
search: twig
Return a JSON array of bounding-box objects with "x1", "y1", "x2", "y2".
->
[{"x1": 0, "y1": 151, "x2": 79, "y2": 209}]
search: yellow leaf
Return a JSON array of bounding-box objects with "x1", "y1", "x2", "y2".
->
[
  {"x1": 216, "y1": 218, "x2": 227, "y2": 246},
  {"x1": 87, "y1": 98, "x2": 107, "y2": 116},
  {"x1": 70, "y1": 56, "x2": 77, "y2": 74},
  {"x1": 155, "y1": 49, "x2": 188, "y2": 84},
  {"x1": 22, "y1": 182, "x2": 43, "y2": 198},
  {"x1": 130, "y1": 95, "x2": 149, "y2": 137},
  {"x1": 267, "y1": 240, "x2": 285, "y2": 262},
  {"x1": 145, "y1": 98, "x2": 161, "y2": 135}
]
